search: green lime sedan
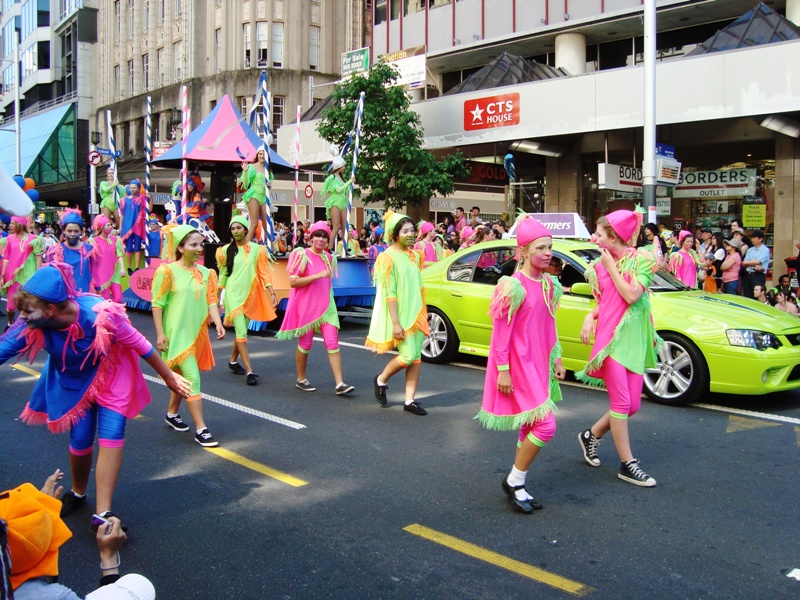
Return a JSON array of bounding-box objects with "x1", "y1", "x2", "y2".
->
[{"x1": 421, "y1": 239, "x2": 800, "y2": 405}]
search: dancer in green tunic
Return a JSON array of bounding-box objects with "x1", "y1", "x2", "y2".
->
[
  {"x1": 97, "y1": 167, "x2": 125, "y2": 229},
  {"x1": 152, "y1": 225, "x2": 226, "y2": 448},
  {"x1": 322, "y1": 155, "x2": 355, "y2": 253},
  {"x1": 366, "y1": 212, "x2": 430, "y2": 416},
  {"x1": 239, "y1": 149, "x2": 274, "y2": 244}
]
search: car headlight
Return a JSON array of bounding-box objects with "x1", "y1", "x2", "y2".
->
[{"x1": 726, "y1": 329, "x2": 781, "y2": 351}]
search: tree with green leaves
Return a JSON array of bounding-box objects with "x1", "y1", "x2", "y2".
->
[{"x1": 316, "y1": 61, "x2": 469, "y2": 212}]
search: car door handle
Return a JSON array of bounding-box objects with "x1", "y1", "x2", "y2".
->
[{"x1": 450, "y1": 291, "x2": 463, "y2": 298}]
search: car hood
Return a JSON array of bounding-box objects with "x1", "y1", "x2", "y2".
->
[{"x1": 653, "y1": 291, "x2": 800, "y2": 335}]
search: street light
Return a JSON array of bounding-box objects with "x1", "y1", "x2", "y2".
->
[{"x1": 90, "y1": 130, "x2": 102, "y2": 145}]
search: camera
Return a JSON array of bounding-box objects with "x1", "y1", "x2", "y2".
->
[{"x1": 90, "y1": 513, "x2": 111, "y2": 534}]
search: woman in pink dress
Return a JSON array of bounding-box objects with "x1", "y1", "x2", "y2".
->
[
  {"x1": 577, "y1": 210, "x2": 659, "y2": 487},
  {"x1": 275, "y1": 222, "x2": 354, "y2": 395},
  {"x1": 476, "y1": 215, "x2": 565, "y2": 514},
  {"x1": 668, "y1": 230, "x2": 702, "y2": 288},
  {"x1": 413, "y1": 221, "x2": 442, "y2": 264},
  {"x1": 89, "y1": 215, "x2": 124, "y2": 303},
  {"x1": 0, "y1": 216, "x2": 43, "y2": 328}
]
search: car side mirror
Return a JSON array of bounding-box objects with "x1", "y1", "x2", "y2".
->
[{"x1": 570, "y1": 282, "x2": 593, "y2": 297}]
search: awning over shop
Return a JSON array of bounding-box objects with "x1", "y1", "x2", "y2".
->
[{"x1": 0, "y1": 103, "x2": 76, "y2": 181}]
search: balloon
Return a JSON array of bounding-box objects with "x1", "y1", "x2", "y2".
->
[
  {"x1": 0, "y1": 212, "x2": 9, "y2": 224},
  {"x1": 26, "y1": 189, "x2": 39, "y2": 202},
  {"x1": 13, "y1": 175, "x2": 25, "y2": 188},
  {"x1": 23, "y1": 177, "x2": 35, "y2": 191},
  {"x1": 503, "y1": 154, "x2": 517, "y2": 182}
]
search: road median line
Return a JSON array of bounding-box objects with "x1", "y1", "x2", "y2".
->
[
  {"x1": 11, "y1": 364, "x2": 40, "y2": 378},
  {"x1": 403, "y1": 523, "x2": 595, "y2": 597},
  {"x1": 203, "y1": 447, "x2": 308, "y2": 486}
]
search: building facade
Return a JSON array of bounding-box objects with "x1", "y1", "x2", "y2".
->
[
  {"x1": 0, "y1": 0, "x2": 98, "y2": 208},
  {"x1": 284, "y1": 0, "x2": 800, "y2": 277},
  {"x1": 94, "y1": 0, "x2": 368, "y2": 225}
]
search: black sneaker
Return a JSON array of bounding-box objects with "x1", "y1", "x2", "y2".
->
[
  {"x1": 59, "y1": 490, "x2": 87, "y2": 517},
  {"x1": 403, "y1": 401, "x2": 427, "y2": 416},
  {"x1": 246, "y1": 372, "x2": 259, "y2": 386},
  {"x1": 296, "y1": 379, "x2": 316, "y2": 392},
  {"x1": 228, "y1": 361, "x2": 246, "y2": 375},
  {"x1": 373, "y1": 376, "x2": 388, "y2": 406},
  {"x1": 578, "y1": 429, "x2": 601, "y2": 467},
  {"x1": 195, "y1": 428, "x2": 219, "y2": 448},
  {"x1": 335, "y1": 382, "x2": 355, "y2": 396},
  {"x1": 165, "y1": 414, "x2": 190, "y2": 432},
  {"x1": 618, "y1": 459, "x2": 656, "y2": 487}
]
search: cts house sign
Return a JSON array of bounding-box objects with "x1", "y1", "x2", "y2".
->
[{"x1": 464, "y1": 93, "x2": 520, "y2": 131}]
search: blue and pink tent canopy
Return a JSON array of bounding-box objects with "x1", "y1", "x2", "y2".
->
[{"x1": 153, "y1": 94, "x2": 294, "y2": 170}]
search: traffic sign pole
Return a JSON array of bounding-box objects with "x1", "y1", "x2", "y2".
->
[{"x1": 89, "y1": 144, "x2": 98, "y2": 216}]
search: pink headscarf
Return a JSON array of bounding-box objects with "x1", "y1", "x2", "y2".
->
[
  {"x1": 418, "y1": 221, "x2": 434, "y2": 236},
  {"x1": 516, "y1": 215, "x2": 551, "y2": 247},
  {"x1": 93, "y1": 215, "x2": 111, "y2": 233},
  {"x1": 461, "y1": 226, "x2": 474, "y2": 241},
  {"x1": 308, "y1": 221, "x2": 331, "y2": 238},
  {"x1": 678, "y1": 229, "x2": 693, "y2": 244},
  {"x1": 604, "y1": 210, "x2": 643, "y2": 246},
  {"x1": 11, "y1": 216, "x2": 27, "y2": 225}
]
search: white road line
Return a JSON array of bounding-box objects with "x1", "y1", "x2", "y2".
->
[
  {"x1": 690, "y1": 403, "x2": 800, "y2": 426},
  {"x1": 142, "y1": 374, "x2": 307, "y2": 430}
]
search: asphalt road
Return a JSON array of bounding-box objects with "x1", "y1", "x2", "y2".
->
[{"x1": 2, "y1": 311, "x2": 800, "y2": 599}]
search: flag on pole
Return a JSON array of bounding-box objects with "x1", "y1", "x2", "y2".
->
[
  {"x1": 145, "y1": 95, "x2": 152, "y2": 195},
  {"x1": 293, "y1": 105, "x2": 301, "y2": 246},
  {"x1": 344, "y1": 91, "x2": 365, "y2": 257},
  {"x1": 106, "y1": 110, "x2": 119, "y2": 207},
  {"x1": 180, "y1": 85, "x2": 190, "y2": 219}
]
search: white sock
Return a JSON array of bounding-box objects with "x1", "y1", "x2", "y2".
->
[
  {"x1": 376, "y1": 377, "x2": 387, "y2": 387},
  {"x1": 405, "y1": 399, "x2": 415, "y2": 405},
  {"x1": 71, "y1": 490, "x2": 86, "y2": 498},
  {"x1": 196, "y1": 428, "x2": 207, "y2": 435},
  {"x1": 507, "y1": 467, "x2": 532, "y2": 501},
  {"x1": 167, "y1": 412, "x2": 178, "y2": 418}
]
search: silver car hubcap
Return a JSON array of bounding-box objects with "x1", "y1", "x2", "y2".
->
[
  {"x1": 644, "y1": 340, "x2": 694, "y2": 401},
  {"x1": 423, "y1": 313, "x2": 448, "y2": 358}
]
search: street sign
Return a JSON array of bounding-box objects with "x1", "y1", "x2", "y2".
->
[
  {"x1": 96, "y1": 147, "x2": 122, "y2": 157},
  {"x1": 341, "y1": 47, "x2": 370, "y2": 79},
  {"x1": 87, "y1": 151, "x2": 102, "y2": 166},
  {"x1": 304, "y1": 184, "x2": 314, "y2": 199}
]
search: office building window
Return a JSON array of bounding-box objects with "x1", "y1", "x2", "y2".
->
[
  {"x1": 143, "y1": 0, "x2": 149, "y2": 32},
  {"x1": 256, "y1": 21, "x2": 268, "y2": 67},
  {"x1": 114, "y1": 0, "x2": 121, "y2": 38},
  {"x1": 114, "y1": 64, "x2": 120, "y2": 98},
  {"x1": 128, "y1": 0, "x2": 134, "y2": 39},
  {"x1": 158, "y1": 0, "x2": 164, "y2": 24},
  {"x1": 142, "y1": 53, "x2": 149, "y2": 91},
  {"x1": 215, "y1": 28, "x2": 221, "y2": 71},
  {"x1": 272, "y1": 22, "x2": 283, "y2": 68},
  {"x1": 243, "y1": 23, "x2": 251, "y2": 68},
  {"x1": 375, "y1": 0, "x2": 386, "y2": 25},
  {"x1": 175, "y1": 0, "x2": 182, "y2": 18},
  {"x1": 157, "y1": 47, "x2": 164, "y2": 86},
  {"x1": 2, "y1": 21, "x2": 15, "y2": 60},
  {"x1": 309, "y1": 26, "x2": 320, "y2": 71},
  {"x1": 173, "y1": 41, "x2": 182, "y2": 82},
  {"x1": 239, "y1": 96, "x2": 249, "y2": 115},
  {"x1": 128, "y1": 59, "x2": 135, "y2": 96},
  {"x1": 21, "y1": 0, "x2": 36, "y2": 41},
  {"x1": 62, "y1": 24, "x2": 76, "y2": 94},
  {"x1": 272, "y1": 95, "x2": 284, "y2": 136}
]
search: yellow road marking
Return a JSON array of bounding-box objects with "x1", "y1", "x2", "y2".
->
[
  {"x1": 404, "y1": 524, "x2": 595, "y2": 597},
  {"x1": 204, "y1": 447, "x2": 308, "y2": 487},
  {"x1": 725, "y1": 415, "x2": 781, "y2": 434},
  {"x1": 11, "y1": 364, "x2": 40, "y2": 378}
]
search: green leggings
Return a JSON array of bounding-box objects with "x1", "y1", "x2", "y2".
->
[
  {"x1": 175, "y1": 355, "x2": 201, "y2": 398},
  {"x1": 397, "y1": 330, "x2": 425, "y2": 366}
]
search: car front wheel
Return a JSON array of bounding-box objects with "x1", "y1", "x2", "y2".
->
[
  {"x1": 421, "y1": 307, "x2": 458, "y2": 364},
  {"x1": 643, "y1": 332, "x2": 709, "y2": 406}
]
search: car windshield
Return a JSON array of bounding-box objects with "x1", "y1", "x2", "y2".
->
[{"x1": 572, "y1": 248, "x2": 692, "y2": 292}]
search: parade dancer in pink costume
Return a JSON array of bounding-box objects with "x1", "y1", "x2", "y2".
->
[
  {"x1": 0, "y1": 263, "x2": 190, "y2": 520},
  {"x1": 668, "y1": 230, "x2": 702, "y2": 288},
  {"x1": 577, "y1": 210, "x2": 660, "y2": 487},
  {"x1": 476, "y1": 215, "x2": 565, "y2": 513},
  {"x1": 413, "y1": 221, "x2": 442, "y2": 264},
  {"x1": 89, "y1": 215, "x2": 124, "y2": 303},
  {"x1": 276, "y1": 222, "x2": 355, "y2": 396},
  {"x1": 0, "y1": 216, "x2": 43, "y2": 328}
]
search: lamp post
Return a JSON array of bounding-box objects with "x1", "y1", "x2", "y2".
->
[{"x1": 89, "y1": 130, "x2": 102, "y2": 214}]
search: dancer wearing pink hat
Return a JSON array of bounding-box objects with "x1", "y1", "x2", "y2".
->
[
  {"x1": 276, "y1": 221, "x2": 355, "y2": 395},
  {"x1": 0, "y1": 216, "x2": 43, "y2": 329},
  {"x1": 89, "y1": 215, "x2": 124, "y2": 303},
  {"x1": 413, "y1": 221, "x2": 442, "y2": 264},
  {"x1": 577, "y1": 210, "x2": 660, "y2": 487},
  {"x1": 668, "y1": 230, "x2": 702, "y2": 288},
  {"x1": 476, "y1": 215, "x2": 565, "y2": 513}
]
